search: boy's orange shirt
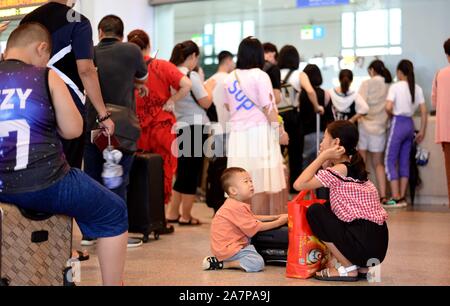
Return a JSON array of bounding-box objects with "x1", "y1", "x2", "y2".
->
[{"x1": 210, "y1": 198, "x2": 262, "y2": 261}]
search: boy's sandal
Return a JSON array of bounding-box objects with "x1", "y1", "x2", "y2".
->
[
  {"x1": 315, "y1": 265, "x2": 359, "y2": 282},
  {"x1": 380, "y1": 197, "x2": 388, "y2": 205},
  {"x1": 178, "y1": 217, "x2": 201, "y2": 226}
]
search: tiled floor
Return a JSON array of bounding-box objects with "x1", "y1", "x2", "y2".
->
[{"x1": 74, "y1": 203, "x2": 450, "y2": 286}]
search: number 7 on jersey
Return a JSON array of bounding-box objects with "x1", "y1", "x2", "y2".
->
[{"x1": 0, "y1": 119, "x2": 31, "y2": 171}]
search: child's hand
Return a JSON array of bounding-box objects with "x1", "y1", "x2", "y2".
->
[{"x1": 320, "y1": 145, "x2": 346, "y2": 161}]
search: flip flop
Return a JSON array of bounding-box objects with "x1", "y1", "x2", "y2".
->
[
  {"x1": 166, "y1": 216, "x2": 180, "y2": 223},
  {"x1": 72, "y1": 250, "x2": 90, "y2": 262},
  {"x1": 178, "y1": 218, "x2": 201, "y2": 226}
]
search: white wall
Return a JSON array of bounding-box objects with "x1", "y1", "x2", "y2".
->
[
  {"x1": 160, "y1": 0, "x2": 450, "y2": 106},
  {"x1": 76, "y1": 0, "x2": 155, "y2": 48}
]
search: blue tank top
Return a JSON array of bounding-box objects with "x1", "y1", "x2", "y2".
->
[{"x1": 0, "y1": 60, "x2": 69, "y2": 194}]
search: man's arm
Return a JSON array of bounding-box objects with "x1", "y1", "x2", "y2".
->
[
  {"x1": 49, "y1": 70, "x2": 83, "y2": 139},
  {"x1": 76, "y1": 59, "x2": 114, "y2": 134}
]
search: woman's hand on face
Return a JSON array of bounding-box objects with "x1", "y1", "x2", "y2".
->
[{"x1": 320, "y1": 145, "x2": 346, "y2": 161}]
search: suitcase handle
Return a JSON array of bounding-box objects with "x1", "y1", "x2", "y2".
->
[{"x1": 19, "y1": 208, "x2": 53, "y2": 221}]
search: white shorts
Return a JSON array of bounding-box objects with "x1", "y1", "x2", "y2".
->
[{"x1": 358, "y1": 126, "x2": 387, "y2": 153}]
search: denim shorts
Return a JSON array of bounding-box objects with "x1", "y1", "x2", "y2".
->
[
  {"x1": 226, "y1": 245, "x2": 265, "y2": 273},
  {"x1": 0, "y1": 168, "x2": 128, "y2": 239}
]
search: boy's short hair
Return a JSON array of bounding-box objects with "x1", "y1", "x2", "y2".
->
[
  {"x1": 98, "y1": 15, "x2": 124, "y2": 38},
  {"x1": 221, "y1": 167, "x2": 247, "y2": 194},
  {"x1": 444, "y1": 38, "x2": 450, "y2": 56},
  {"x1": 218, "y1": 50, "x2": 233, "y2": 65},
  {"x1": 6, "y1": 22, "x2": 52, "y2": 52}
]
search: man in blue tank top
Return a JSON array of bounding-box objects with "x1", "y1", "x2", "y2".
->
[{"x1": 0, "y1": 23, "x2": 127, "y2": 286}]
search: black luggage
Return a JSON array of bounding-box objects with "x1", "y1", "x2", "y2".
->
[
  {"x1": 251, "y1": 225, "x2": 288, "y2": 266},
  {"x1": 0, "y1": 202, "x2": 74, "y2": 286},
  {"x1": 205, "y1": 157, "x2": 227, "y2": 213},
  {"x1": 127, "y1": 152, "x2": 166, "y2": 242}
]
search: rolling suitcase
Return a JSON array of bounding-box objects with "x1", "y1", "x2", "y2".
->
[
  {"x1": 127, "y1": 152, "x2": 166, "y2": 243},
  {"x1": 251, "y1": 226, "x2": 289, "y2": 266},
  {"x1": 0, "y1": 202, "x2": 73, "y2": 286}
]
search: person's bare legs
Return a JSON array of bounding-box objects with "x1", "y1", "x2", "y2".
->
[
  {"x1": 390, "y1": 180, "x2": 400, "y2": 199},
  {"x1": 166, "y1": 190, "x2": 182, "y2": 220},
  {"x1": 372, "y1": 152, "x2": 387, "y2": 199},
  {"x1": 96, "y1": 232, "x2": 128, "y2": 286},
  {"x1": 399, "y1": 177, "x2": 409, "y2": 199},
  {"x1": 360, "y1": 150, "x2": 367, "y2": 163},
  {"x1": 179, "y1": 194, "x2": 199, "y2": 223},
  {"x1": 251, "y1": 193, "x2": 269, "y2": 215},
  {"x1": 317, "y1": 242, "x2": 357, "y2": 277}
]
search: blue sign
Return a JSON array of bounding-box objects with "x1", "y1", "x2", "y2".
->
[
  {"x1": 297, "y1": 0, "x2": 350, "y2": 8},
  {"x1": 313, "y1": 26, "x2": 325, "y2": 39}
]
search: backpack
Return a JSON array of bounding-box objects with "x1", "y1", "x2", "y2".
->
[{"x1": 280, "y1": 70, "x2": 299, "y2": 111}]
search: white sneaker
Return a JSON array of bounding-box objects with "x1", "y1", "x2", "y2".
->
[
  {"x1": 127, "y1": 237, "x2": 143, "y2": 248},
  {"x1": 81, "y1": 238, "x2": 97, "y2": 246}
]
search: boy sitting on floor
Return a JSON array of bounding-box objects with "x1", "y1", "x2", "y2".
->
[{"x1": 202, "y1": 167, "x2": 288, "y2": 272}]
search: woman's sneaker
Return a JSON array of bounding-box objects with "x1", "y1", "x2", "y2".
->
[
  {"x1": 127, "y1": 237, "x2": 143, "y2": 248},
  {"x1": 81, "y1": 237, "x2": 97, "y2": 246},
  {"x1": 383, "y1": 198, "x2": 408, "y2": 209},
  {"x1": 202, "y1": 256, "x2": 224, "y2": 270}
]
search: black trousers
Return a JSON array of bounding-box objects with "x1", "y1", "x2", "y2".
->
[
  {"x1": 306, "y1": 203, "x2": 389, "y2": 267},
  {"x1": 173, "y1": 125, "x2": 208, "y2": 195},
  {"x1": 280, "y1": 109, "x2": 303, "y2": 193}
]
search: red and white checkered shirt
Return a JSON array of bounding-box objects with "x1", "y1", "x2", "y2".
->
[{"x1": 315, "y1": 168, "x2": 388, "y2": 225}]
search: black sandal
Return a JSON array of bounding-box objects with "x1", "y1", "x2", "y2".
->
[
  {"x1": 178, "y1": 218, "x2": 201, "y2": 226},
  {"x1": 166, "y1": 216, "x2": 180, "y2": 223}
]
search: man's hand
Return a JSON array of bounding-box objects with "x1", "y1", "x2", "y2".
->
[{"x1": 99, "y1": 118, "x2": 115, "y2": 136}]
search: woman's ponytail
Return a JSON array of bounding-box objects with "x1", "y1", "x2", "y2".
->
[
  {"x1": 170, "y1": 40, "x2": 200, "y2": 67},
  {"x1": 397, "y1": 60, "x2": 416, "y2": 103},
  {"x1": 349, "y1": 151, "x2": 368, "y2": 182},
  {"x1": 368, "y1": 60, "x2": 392, "y2": 84},
  {"x1": 339, "y1": 69, "x2": 353, "y2": 95}
]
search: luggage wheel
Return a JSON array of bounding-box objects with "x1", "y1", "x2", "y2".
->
[
  {"x1": 142, "y1": 233, "x2": 150, "y2": 243},
  {"x1": 63, "y1": 267, "x2": 76, "y2": 287},
  {"x1": 154, "y1": 231, "x2": 160, "y2": 240},
  {"x1": 0, "y1": 278, "x2": 10, "y2": 286}
]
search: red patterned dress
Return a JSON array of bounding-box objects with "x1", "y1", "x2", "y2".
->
[{"x1": 136, "y1": 57, "x2": 184, "y2": 204}]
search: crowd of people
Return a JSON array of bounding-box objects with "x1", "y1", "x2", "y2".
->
[{"x1": 0, "y1": 0, "x2": 449, "y2": 285}]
